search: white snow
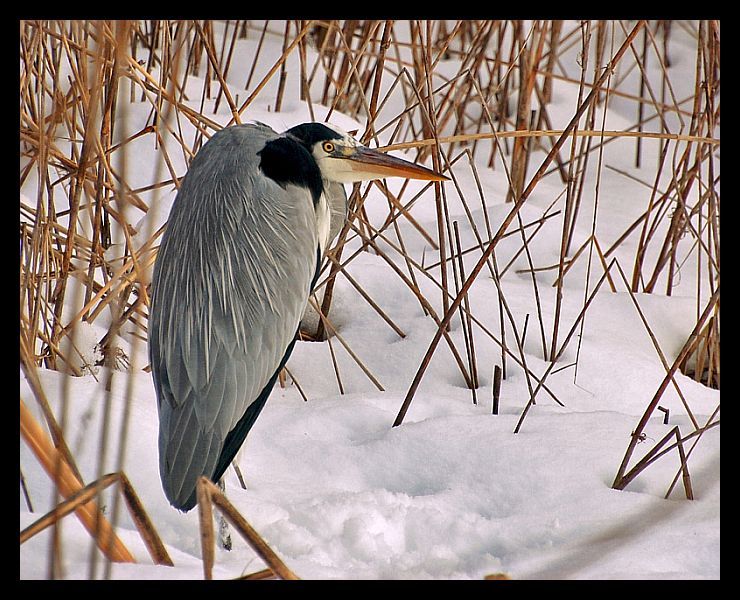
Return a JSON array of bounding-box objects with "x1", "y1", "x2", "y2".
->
[{"x1": 20, "y1": 21, "x2": 719, "y2": 580}]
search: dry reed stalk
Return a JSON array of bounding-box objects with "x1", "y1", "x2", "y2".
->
[
  {"x1": 20, "y1": 472, "x2": 119, "y2": 544},
  {"x1": 614, "y1": 421, "x2": 718, "y2": 500},
  {"x1": 514, "y1": 210, "x2": 549, "y2": 360},
  {"x1": 235, "y1": 20, "x2": 316, "y2": 120},
  {"x1": 613, "y1": 261, "x2": 700, "y2": 428},
  {"x1": 20, "y1": 336, "x2": 84, "y2": 480},
  {"x1": 488, "y1": 269, "x2": 543, "y2": 420},
  {"x1": 410, "y1": 21, "x2": 452, "y2": 326},
  {"x1": 625, "y1": 21, "x2": 719, "y2": 302},
  {"x1": 314, "y1": 20, "x2": 395, "y2": 340},
  {"x1": 506, "y1": 20, "x2": 546, "y2": 204},
  {"x1": 20, "y1": 400, "x2": 135, "y2": 564},
  {"x1": 542, "y1": 20, "x2": 562, "y2": 104},
  {"x1": 549, "y1": 20, "x2": 592, "y2": 361},
  {"x1": 452, "y1": 220, "x2": 479, "y2": 401},
  {"x1": 679, "y1": 313, "x2": 719, "y2": 389}
]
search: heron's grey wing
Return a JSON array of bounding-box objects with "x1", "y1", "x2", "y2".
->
[{"x1": 149, "y1": 124, "x2": 319, "y2": 510}]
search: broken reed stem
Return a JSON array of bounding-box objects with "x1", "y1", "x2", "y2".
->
[
  {"x1": 614, "y1": 424, "x2": 704, "y2": 499},
  {"x1": 664, "y1": 406, "x2": 718, "y2": 499},
  {"x1": 612, "y1": 285, "x2": 720, "y2": 491},
  {"x1": 492, "y1": 364, "x2": 502, "y2": 415}
]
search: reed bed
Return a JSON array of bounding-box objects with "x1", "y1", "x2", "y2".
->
[{"x1": 20, "y1": 20, "x2": 719, "y2": 577}]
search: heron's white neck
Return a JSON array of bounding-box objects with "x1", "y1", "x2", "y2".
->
[{"x1": 316, "y1": 192, "x2": 331, "y2": 256}]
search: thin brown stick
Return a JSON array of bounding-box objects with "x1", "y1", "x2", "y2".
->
[
  {"x1": 381, "y1": 128, "x2": 719, "y2": 153},
  {"x1": 453, "y1": 221, "x2": 478, "y2": 401}
]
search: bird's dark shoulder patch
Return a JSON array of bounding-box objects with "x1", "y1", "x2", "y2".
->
[{"x1": 258, "y1": 137, "x2": 323, "y2": 206}]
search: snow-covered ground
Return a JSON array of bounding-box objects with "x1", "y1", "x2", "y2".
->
[{"x1": 20, "y1": 21, "x2": 719, "y2": 579}]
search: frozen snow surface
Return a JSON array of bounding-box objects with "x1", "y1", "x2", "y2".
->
[{"x1": 20, "y1": 21, "x2": 719, "y2": 580}]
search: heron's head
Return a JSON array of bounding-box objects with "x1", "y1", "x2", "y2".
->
[{"x1": 286, "y1": 122, "x2": 448, "y2": 184}]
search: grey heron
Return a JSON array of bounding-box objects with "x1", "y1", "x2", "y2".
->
[{"x1": 148, "y1": 121, "x2": 447, "y2": 511}]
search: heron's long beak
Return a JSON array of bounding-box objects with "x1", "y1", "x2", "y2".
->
[{"x1": 343, "y1": 146, "x2": 448, "y2": 182}]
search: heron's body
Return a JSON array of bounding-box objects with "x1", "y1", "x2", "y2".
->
[{"x1": 149, "y1": 121, "x2": 445, "y2": 511}]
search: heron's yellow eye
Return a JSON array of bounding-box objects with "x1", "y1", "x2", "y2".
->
[{"x1": 322, "y1": 141, "x2": 335, "y2": 153}]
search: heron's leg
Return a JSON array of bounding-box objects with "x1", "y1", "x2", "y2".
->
[
  {"x1": 233, "y1": 464, "x2": 247, "y2": 490},
  {"x1": 217, "y1": 478, "x2": 232, "y2": 551}
]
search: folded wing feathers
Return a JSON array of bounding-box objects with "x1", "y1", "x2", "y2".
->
[{"x1": 150, "y1": 124, "x2": 320, "y2": 509}]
